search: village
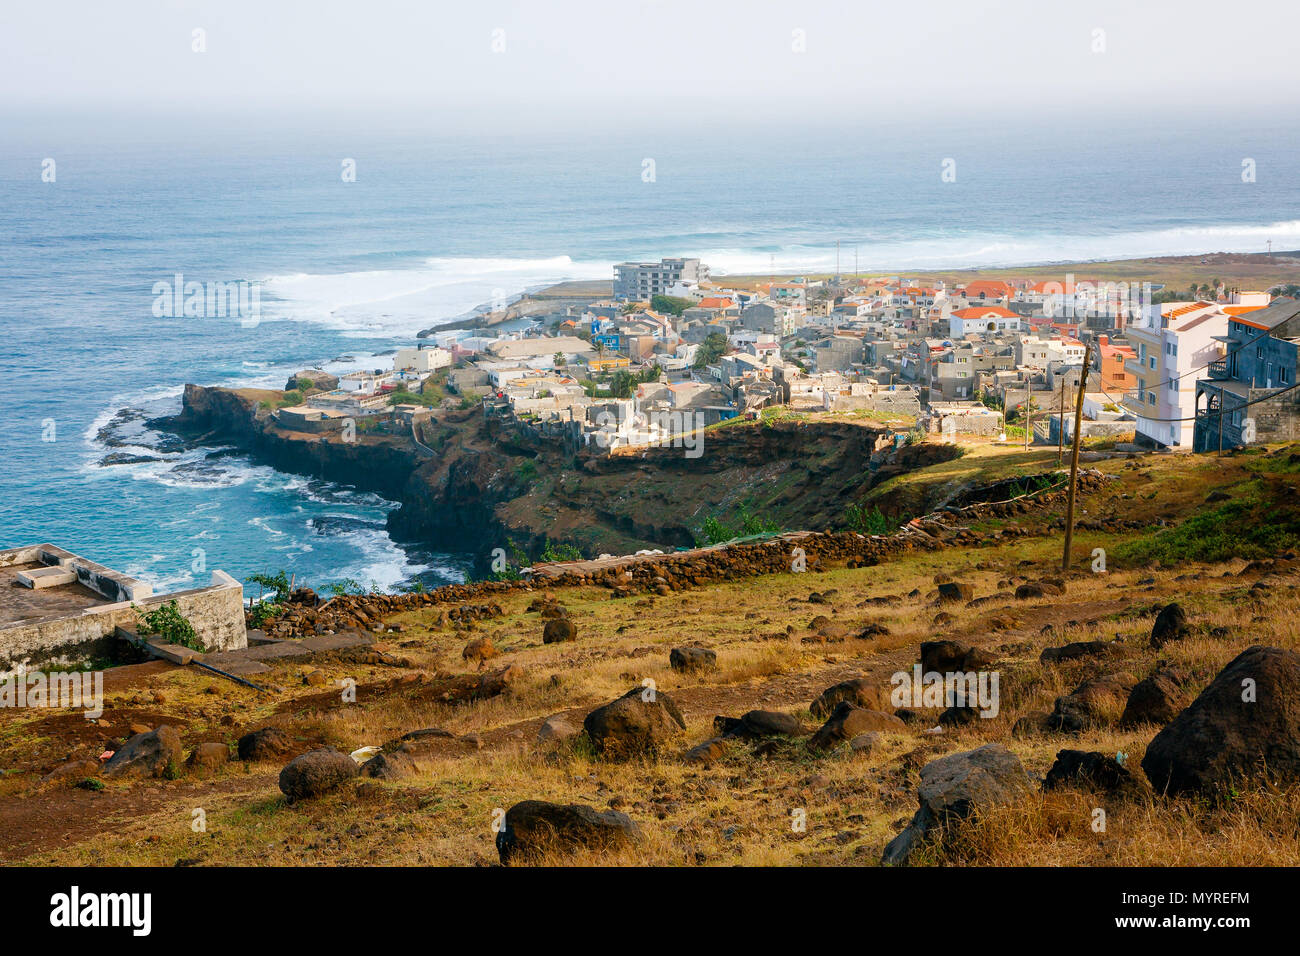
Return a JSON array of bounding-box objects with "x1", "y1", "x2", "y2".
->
[{"x1": 273, "y1": 256, "x2": 1300, "y2": 458}]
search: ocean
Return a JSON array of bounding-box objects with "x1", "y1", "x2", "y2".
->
[{"x1": 2, "y1": 114, "x2": 1298, "y2": 594}]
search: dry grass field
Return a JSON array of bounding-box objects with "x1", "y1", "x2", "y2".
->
[{"x1": 5, "y1": 441, "x2": 1300, "y2": 867}]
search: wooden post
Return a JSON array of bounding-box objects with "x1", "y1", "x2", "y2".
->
[{"x1": 1062, "y1": 344, "x2": 1093, "y2": 571}]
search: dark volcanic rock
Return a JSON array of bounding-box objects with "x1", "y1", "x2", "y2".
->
[
  {"x1": 1040, "y1": 640, "x2": 1120, "y2": 664},
  {"x1": 669, "y1": 646, "x2": 717, "y2": 672},
  {"x1": 810, "y1": 677, "x2": 886, "y2": 719},
  {"x1": 1048, "y1": 673, "x2": 1135, "y2": 733},
  {"x1": 1150, "y1": 602, "x2": 1191, "y2": 649},
  {"x1": 103, "y1": 726, "x2": 182, "y2": 779},
  {"x1": 1142, "y1": 646, "x2": 1300, "y2": 796},
  {"x1": 920, "y1": 640, "x2": 994, "y2": 673},
  {"x1": 186, "y1": 742, "x2": 230, "y2": 773},
  {"x1": 739, "y1": 710, "x2": 803, "y2": 738},
  {"x1": 881, "y1": 744, "x2": 1032, "y2": 865},
  {"x1": 936, "y1": 582, "x2": 973, "y2": 604},
  {"x1": 1121, "y1": 669, "x2": 1192, "y2": 727},
  {"x1": 360, "y1": 750, "x2": 419, "y2": 781},
  {"x1": 807, "y1": 702, "x2": 904, "y2": 751},
  {"x1": 1044, "y1": 749, "x2": 1146, "y2": 797},
  {"x1": 583, "y1": 686, "x2": 686, "y2": 759},
  {"x1": 238, "y1": 727, "x2": 296, "y2": 761},
  {"x1": 542, "y1": 618, "x2": 577, "y2": 644},
  {"x1": 496, "y1": 800, "x2": 640, "y2": 865},
  {"x1": 278, "y1": 747, "x2": 359, "y2": 801},
  {"x1": 682, "y1": 737, "x2": 730, "y2": 766}
]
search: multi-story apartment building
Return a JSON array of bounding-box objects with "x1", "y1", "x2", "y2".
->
[
  {"x1": 613, "y1": 258, "x2": 709, "y2": 301},
  {"x1": 1194, "y1": 298, "x2": 1300, "y2": 452},
  {"x1": 1122, "y1": 302, "x2": 1227, "y2": 448}
]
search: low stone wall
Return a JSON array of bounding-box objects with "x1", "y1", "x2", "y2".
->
[{"x1": 0, "y1": 570, "x2": 246, "y2": 672}]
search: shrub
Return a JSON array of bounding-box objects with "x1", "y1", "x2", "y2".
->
[
  {"x1": 845, "y1": 502, "x2": 891, "y2": 535},
  {"x1": 136, "y1": 600, "x2": 201, "y2": 650}
]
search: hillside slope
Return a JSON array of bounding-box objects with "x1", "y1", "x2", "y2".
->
[{"x1": 6, "y1": 441, "x2": 1300, "y2": 866}]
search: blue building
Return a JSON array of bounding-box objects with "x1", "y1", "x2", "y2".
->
[{"x1": 1194, "y1": 299, "x2": 1300, "y2": 451}]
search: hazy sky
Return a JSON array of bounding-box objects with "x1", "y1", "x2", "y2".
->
[{"x1": 3, "y1": 0, "x2": 1297, "y2": 127}]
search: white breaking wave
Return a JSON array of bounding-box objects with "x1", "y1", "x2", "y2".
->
[
  {"x1": 696, "y1": 219, "x2": 1300, "y2": 275},
  {"x1": 259, "y1": 254, "x2": 611, "y2": 337}
]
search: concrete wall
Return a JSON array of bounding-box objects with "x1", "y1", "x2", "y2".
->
[{"x1": 1, "y1": 564, "x2": 246, "y2": 671}]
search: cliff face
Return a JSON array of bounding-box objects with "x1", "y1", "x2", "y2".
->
[
  {"x1": 161, "y1": 386, "x2": 963, "y2": 573},
  {"x1": 165, "y1": 384, "x2": 421, "y2": 500}
]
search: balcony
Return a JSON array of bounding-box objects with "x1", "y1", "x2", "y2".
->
[
  {"x1": 1121, "y1": 390, "x2": 1149, "y2": 416},
  {"x1": 1207, "y1": 359, "x2": 1231, "y2": 380}
]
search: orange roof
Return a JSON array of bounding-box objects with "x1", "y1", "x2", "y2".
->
[
  {"x1": 963, "y1": 280, "x2": 1013, "y2": 297},
  {"x1": 951, "y1": 306, "x2": 1018, "y2": 319},
  {"x1": 698, "y1": 297, "x2": 733, "y2": 309},
  {"x1": 1028, "y1": 280, "x2": 1077, "y2": 294}
]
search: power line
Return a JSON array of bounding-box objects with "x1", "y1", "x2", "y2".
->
[{"x1": 1116, "y1": 298, "x2": 1296, "y2": 389}]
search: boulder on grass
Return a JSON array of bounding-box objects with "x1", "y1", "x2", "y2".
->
[
  {"x1": 461, "y1": 637, "x2": 499, "y2": 668},
  {"x1": 536, "y1": 714, "x2": 581, "y2": 748},
  {"x1": 1149, "y1": 602, "x2": 1191, "y2": 649},
  {"x1": 1040, "y1": 641, "x2": 1121, "y2": 664},
  {"x1": 186, "y1": 742, "x2": 230, "y2": 773},
  {"x1": 738, "y1": 710, "x2": 802, "y2": 738},
  {"x1": 1044, "y1": 749, "x2": 1147, "y2": 798},
  {"x1": 359, "y1": 749, "x2": 419, "y2": 781},
  {"x1": 238, "y1": 727, "x2": 296, "y2": 762},
  {"x1": 669, "y1": 646, "x2": 717, "y2": 672},
  {"x1": 1047, "y1": 674, "x2": 1135, "y2": 733},
  {"x1": 936, "y1": 582, "x2": 973, "y2": 604},
  {"x1": 542, "y1": 619, "x2": 577, "y2": 644},
  {"x1": 102, "y1": 726, "x2": 183, "y2": 779},
  {"x1": 583, "y1": 687, "x2": 686, "y2": 759},
  {"x1": 808, "y1": 702, "x2": 904, "y2": 752},
  {"x1": 496, "y1": 800, "x2": 640, "y2": 865},
  {"x1": 682, "y1": 737, "x2": 730, "y2": 766},
  {"x1": 810, "y1": 678, "x2": 887, "y2": 719},
  {"x1": 920, "y1": 640, "x2": 995, "y2": 674},
  {"x1": 1142, "y1": 646, "x2": 1300, "y2": 796},
  {"x1": 278, "y1": 747, "x2": 359, "y2": 801},
  {"x1": 881, "y1": 743, "x2": 1032, "y2": 865},
  {"x1": 1120, "y1": 669, "x2": 1192, "y2": 727},
  {"x1": 41, "y1": 759, "x2": 101, "y2": 787}
]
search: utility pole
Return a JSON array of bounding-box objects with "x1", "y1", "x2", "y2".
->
[{"x1": 1062, "y1": 344, "x2": 1093, "y2": 571}]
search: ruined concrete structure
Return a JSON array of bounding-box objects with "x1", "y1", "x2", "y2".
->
[{"x1": 0, "y1": 544, "x2": 246, "y2": 672}]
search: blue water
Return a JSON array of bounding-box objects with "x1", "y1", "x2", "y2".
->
[{"x1": 2, "y1": 115, "x2": 1298, "y2": 593}]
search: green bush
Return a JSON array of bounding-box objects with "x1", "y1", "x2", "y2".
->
[
  {"x1": 135, "y1": 600, "x2": 201, "y2": 650},
  {"x1": 845, "y1": 502, "x2": 891, "y2": 535},
  {"x1": 539, "y1": 539, "x2": 582, "y2": 562}
]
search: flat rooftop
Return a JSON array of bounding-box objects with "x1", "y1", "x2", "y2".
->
[{"x1": 0, "y1": 562, "x2": 116, "y2": 627}]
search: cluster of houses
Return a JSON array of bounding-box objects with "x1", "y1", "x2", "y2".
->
[{"x1": 276, "y1": 256, "x2": 1300, "y2": 456}]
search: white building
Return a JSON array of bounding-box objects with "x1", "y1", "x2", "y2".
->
[
  {"x1": 1122, "y1": 302, "x2": 1227, "y2": 448},
  {"x1": 394, "y1": 346, "x2": 452, "y2": 373},
  {"x1": 948, "y1": 306, "x2": 1021, "y2": 337}
]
